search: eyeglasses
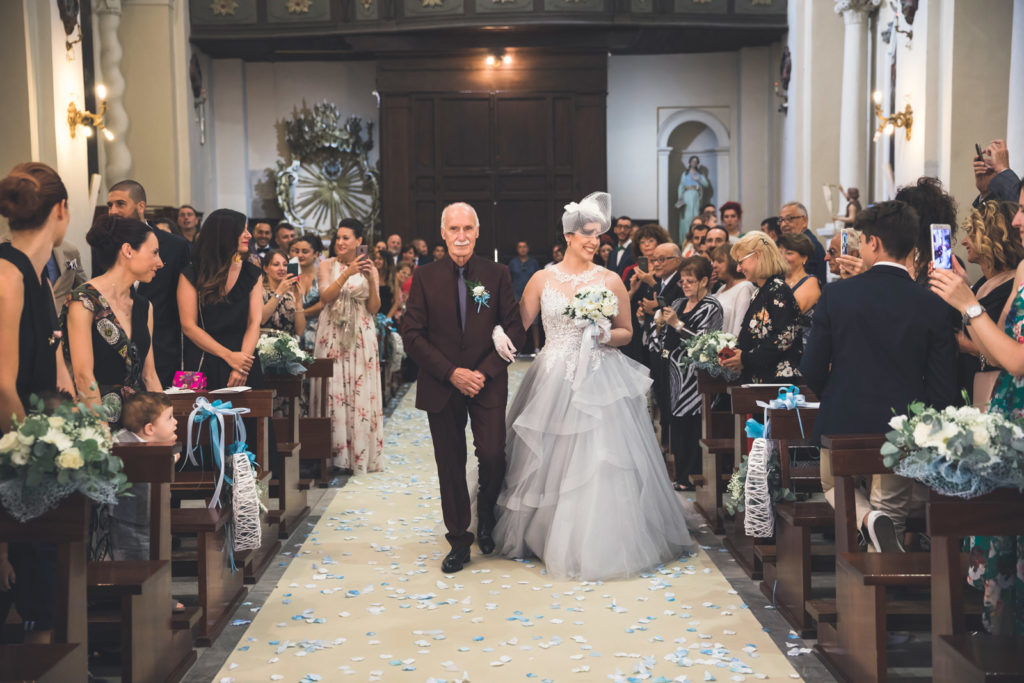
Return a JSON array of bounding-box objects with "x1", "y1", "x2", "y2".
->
[
  {"x1": 826, "y1": 248, "x2": 839, "y2": 257},
  {"x1": 650, "y1": 256, "x2": 680, "y2": 264},
  {"x1": 779, "y1": 214, "x2": 807, "y2": 224},
  {"x1": 738, "y1": 252, "x2": 756, "y2": 262}
]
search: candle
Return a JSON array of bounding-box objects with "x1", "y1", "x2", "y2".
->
[{"x1": 494, "y1": 248, "x2": 498, "y2": 262}]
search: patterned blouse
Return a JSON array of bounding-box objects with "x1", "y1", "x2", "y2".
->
[
  {"x1": 735, "y1": 275, "x2": 803, "y2": 383},
  {"x1": 261, "y1": 287, "x2": 300, "y2": 336},
  {"x1": 660, "y1": 295, "x2": 724, "y2": 417}
]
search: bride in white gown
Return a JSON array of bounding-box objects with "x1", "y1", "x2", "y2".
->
[{"x1": 492, "y1": 192, "x2": 695, "y2": 581}]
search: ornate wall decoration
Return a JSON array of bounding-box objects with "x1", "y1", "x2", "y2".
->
[
  {"x1": 422, "y1": 0, "x2": 444, "y2": 7},
  {"x1": 285, "y1": 0, "x2": 312, "y2": 12},
  {"x1": 275, "y1": 102, "x2": 380, "y2": 238},
  {"x1": 210, "y1": 0, "x2": 238, "y2": 16}
]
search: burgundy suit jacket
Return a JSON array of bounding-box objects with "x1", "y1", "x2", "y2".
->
[{"x1": 401, "y1": 255, "x2": 526, "y2": 412}]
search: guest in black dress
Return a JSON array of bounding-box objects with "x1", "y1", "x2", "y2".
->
[
  {"x1": 177, "y1": 209, "x2": 262, "y2": 390},
  {"x1": 723, "y1": 231, "x2": 804, "y2": 383},
  {"x1": 63, "y1": 215, "x2": 163, "y2": 426},
  {"x1": 0, "y1": 162, "x2": 71, "y2": 645}
]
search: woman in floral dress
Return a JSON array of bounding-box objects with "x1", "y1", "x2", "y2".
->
[
  {"x1": 315, "y1": 218, "x2": 384, "y2": 474},
  {"x1": 931, "y1": 187, "x2": 1024, "y2": 634},
  {"x1": 721, "y1": 231, "x2": 803, "y2": 382}
]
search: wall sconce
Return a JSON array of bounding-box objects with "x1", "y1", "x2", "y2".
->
[
  {"x1": 872, "y1": 90, "x2": 913, "y2": 142},
  {"x1": 68, "y1": 84, "x2": 114, "y2": 140},
  {"x1": 484, "y1": 51, "x2": 512, "y2": 67}
]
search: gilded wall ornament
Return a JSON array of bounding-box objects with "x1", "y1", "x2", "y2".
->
[
  {"x1": 210, "y1": 0, "x2": 238, "y2": 16},
  {"x1": 361, "y1": 0, "x2": 374, "y2": 9},
  {"x1": 422, "y1": 0, "x2": 444, "y2": 7},
  {"x1": 275, "y1": 102, "x2": 380, "y2": 238},
  {"x1": 286, "y1": 0, "x2": 313, "y2": 12}
]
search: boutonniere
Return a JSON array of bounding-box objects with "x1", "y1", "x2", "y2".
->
[
  {"x1": 65, "y1": 258, "x2": 81, "y2": 271},
  {"x1": 466, "y1": 279, "x2": 491, "y2": 312}
]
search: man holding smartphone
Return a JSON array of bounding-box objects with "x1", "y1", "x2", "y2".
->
[
  {"x1": 972, "y1": 139, "x2": 1020, "y2": 207},
  {"x1": 800, "y1": 200, "x2": 957, "y2": 552},
  {"x1": 638, "y1": 242, "x2": 683, "y2": 450}
]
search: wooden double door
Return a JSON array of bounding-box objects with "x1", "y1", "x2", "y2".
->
[{"x1": 378, "y1": 54, "x2": 607, "y2": 263}]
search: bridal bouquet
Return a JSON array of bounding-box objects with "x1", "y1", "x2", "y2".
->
[
  {"x1": 563, "y1": 285, "x2": 618, "y2": 338},
  {"x1": 881, "y1": 402, "x2": 1024, "y2": 498},
  {"x1": 257, "y1": 330, "x2": 312, "y2": 375},
  {"x1": 678, "y1": 330, "x2": 740, "y2": 380},
  {"x1": 0, "y1": 395, "x2": 129, "y2": 522}
]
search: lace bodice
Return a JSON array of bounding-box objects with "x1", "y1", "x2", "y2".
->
[{"x1": 538, "y1": 265, "x2": 616, "y2": 380}]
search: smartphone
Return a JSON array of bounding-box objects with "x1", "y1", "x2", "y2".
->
[
  {"x1": 656, "y1": 296, "x2": 667, "y2": 308},
  {"x1": 356, "y1": 245, "x2": 369, "y2": 259},
  {"x1": 637, "y1": 256, "x2": 649, "y2": 272},
  {"x1": 975, "y1": 143, "x2": 985, "y2": 161},
  {"x1": 930, "y1": 223, "x2": 952, "y2": 270},
  {"x1": 287, "y1": 261, "x2": 300, "y2": 278},
  {"x1": 840, "y1": 231, "x2": 849, "y2": 256}
]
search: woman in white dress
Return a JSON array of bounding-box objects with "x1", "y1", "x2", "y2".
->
[{"x1": 492, "y1": 192, "x2": 695, "y2": 581}]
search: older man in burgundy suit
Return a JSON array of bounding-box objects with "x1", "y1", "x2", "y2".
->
[{"x1": 401, "y1": 203, "x2": 526, "y2": 572}]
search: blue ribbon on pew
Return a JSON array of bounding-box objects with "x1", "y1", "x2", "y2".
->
[{"x1": 184, "y1": 397, "x2": 251, "y2": 509}]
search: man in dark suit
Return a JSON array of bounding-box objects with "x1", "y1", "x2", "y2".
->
[
  {"x1": 779, "y1": 202, "x2": 827, "y2": 286},
  {"x1": 639, "y1": 242, "x2": 684, "y2": 449},
  {"x1": 609, "y1": 216, "x2": 634, "y2": 277},
  {"x1": 800, "y1": 200, "x2": 957, "y2": 552},
  {"x1": 105, "y1": 179, "x2": 192, "y2": 387},
  {"x1": 401, "y1": 202, "x2": 525, "y2": 572}
]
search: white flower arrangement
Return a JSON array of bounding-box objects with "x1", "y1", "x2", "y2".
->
[
  {"x1": 678, "y1": 330, "x2": 740, "y2": 380},
  {"x1": 563, "y1": 285, "x2": 618, "y2": 324},
  {"x1": 257, "y1": 330, "x2": 313, "y2": 375},
  {"x1": 0, "y1": 395, "x2": 127, "y2": 522},
  {"x1": 881, "y1": 401, "x2": 1024, "y2": 498}
]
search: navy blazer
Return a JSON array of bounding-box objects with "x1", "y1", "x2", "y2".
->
[{"x1": 799, "y1": 264, "x2": 958, "y2": 444}]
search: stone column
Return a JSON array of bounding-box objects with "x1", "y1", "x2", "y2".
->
[
  {"x1": 834, "y1": 0, "x2": 879, "y2": 197},
  {"x1": 94, "y1": 0, "x2": 132, "y2": 182},
  {"x1": 1008, "y1": 0, "x2": 1024, "y2": 163}
]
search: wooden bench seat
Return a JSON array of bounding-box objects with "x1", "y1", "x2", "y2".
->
[
  {"x1": 297, "y1": 359, "x2": 335, "y2": 486},
  {"x1": 934, "y1": 634, "x2": 1024, "y2": 683},
  {"x1": 694, "y1": 371, "x2": 736, "y2": 532},
  {"x1": 0, "y1": 643, "x2": 81, "y2": 683},
  {"x1": 771, "y1": 499, "x2": 833, "y2": 636},
  {"x1": 88, "y1": 560, "x2": 166, "y2": 597},
  {"x1": 272, "y1": 440, "x2": 309, "y2": 537}
]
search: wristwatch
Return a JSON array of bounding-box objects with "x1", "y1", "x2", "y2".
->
[{"x1": 963, "y1": 303, "x2": 984, "y2": 326}]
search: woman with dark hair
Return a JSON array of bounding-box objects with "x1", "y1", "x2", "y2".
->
[
  {"x1": 64, "y1": 215, "x2": 163, "y2": 425},
  {"x1": 177, "y1": 209, "x2": 261, "y2": 389},
  {"x1": 0, "y1": 162, "x2": 72, "y2": 646},
  {"x1": 710, "y1": 244, "x2": 756, "y2": 337},
  {"x1": 316, "y1": 218, "x2": 384, "y2": 474},
  {"x1": 895, "y1": 176, "x2": 959, "y2": 283},
  {"x1": 658, "y1": 256, "x2": 723, "y2": 491},
  {"x1": 778, "y1": 232, "x2": 821, "y2": 345},
  {"x1": 260, "y1": 249, "x2": 306, "y2": 336},
  {"x1": 289, "y1": 232, "x2": 322, "y2": 351}
]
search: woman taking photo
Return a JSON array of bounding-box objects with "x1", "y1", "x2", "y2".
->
[
  {"x1": 0, "y1": 162, "x2": 73, "y2": 647},
  {"x1": 316, "y1": 218, "x2": 384, "y2": 474},
  {"x1": 288, "y1": 233, "x2": 322, "y2": 351},
  {"x1": 64, "y1": 215, "x2": 163, "y2": 425},
  {"x1": 709, "y1": 244, "x2": 755, "y2": 337},
  {"x1": 177, "y1": 209, "x2": 261, "y2": 389},
  {"x1": 388, "y1": 261, "x2": 414, "y2": 321},
  {"x1": 658, "y1": 257, "x2": 723, "y2": 491},
  {"x1": 260, "y1": 249, "x2": 306, "y2": 336},
  {"x1": 778, "y1": 232, "x2": 822, "y2": 344},
  {"x1": 722, "y1": 231, "x2": 803, "y2": 382}
]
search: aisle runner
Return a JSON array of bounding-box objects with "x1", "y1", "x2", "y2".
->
[{"x1": 217, "y1": 365, "x2": 803, "y2": 682}]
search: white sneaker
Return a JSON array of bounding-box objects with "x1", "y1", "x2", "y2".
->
[{"x1": 865, "y1": 510, "x2": 904, "y2": 553}]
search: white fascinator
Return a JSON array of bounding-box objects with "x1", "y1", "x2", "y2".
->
[{"x1": 561, "y1": 192, "x2": 612, "y2": 236}]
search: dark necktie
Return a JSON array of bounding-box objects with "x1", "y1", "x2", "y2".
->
[
  {"x1": 457, "y1": 266, "x2": 467, "y2": 332},
  {"x1": 45, "y1": 253, "x2": 59, "y2": 285}
]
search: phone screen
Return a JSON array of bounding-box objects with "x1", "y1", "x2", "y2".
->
[
  {"x1": 930, "y1": 224, "x2": 952, "y2": 270},
  {"x1": 840, "y1": 231, "x2": 849, "y2": 256},
  {"x1": 637, "y1": 256, "x2": 649, "y2": 272},
  {"x1": 287, "y1": 261, "x2": 300, "y2": 278},
  {"x1": 656, "y1": 296, "x2": 667, "y2": 308},
  {"x1": 975, "y1": 143, "x2": 985, "y2": 161},
  {"x1": 356, "y1": 245, "x2": 369, "y2": 259}
]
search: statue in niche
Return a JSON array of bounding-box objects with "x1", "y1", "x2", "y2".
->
[{"x1": 675, "y1": 155, "x2": 711, "y2": 240}]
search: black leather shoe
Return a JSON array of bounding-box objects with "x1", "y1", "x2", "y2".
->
[
  {"x1": 477, "y1": 526, "x2": 495, "y2": 555},
  {"x1": 441, "y1": 546, "x2": 471, "y2": 573}
]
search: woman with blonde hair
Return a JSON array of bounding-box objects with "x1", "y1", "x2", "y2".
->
[{"x1": 721, "y1": 231, "x2": 803, "y2": 382}]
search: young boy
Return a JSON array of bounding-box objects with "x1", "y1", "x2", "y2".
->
[{"x1": 116, "y1": 392, "x2": 178, "y2": 445}]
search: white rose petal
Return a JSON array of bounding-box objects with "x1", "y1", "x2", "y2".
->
[{"x1": 889, "y1": 415, "x2": 907, "y2": 431}]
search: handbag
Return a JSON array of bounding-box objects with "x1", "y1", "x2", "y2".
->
[{"x1": 174, "y1": 302, "x2": 208, "y2": 390}]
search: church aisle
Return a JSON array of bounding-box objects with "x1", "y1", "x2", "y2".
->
[{"x1": 215, "y1": 365, "x2": 805, "y2": 682}]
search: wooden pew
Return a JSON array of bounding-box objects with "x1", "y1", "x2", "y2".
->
[
  {"x1": 87, "y1": 443, "x2": 196, "y2": 683},
  {"x1": 695, "y1": 371, "x2": 736, "y2": 533},
  {"x1": 264, "y1": 372, "x2": 312, "y2": 536},
  {"x1": 0, "y1": 496, "x2": 90, "y2": 682},
  {"x1": 169, "y1": 390, "x2": 282, "y2": 585},
  {"x1": 929, "y1": 489, "x2": 1024, "y2": 682},
  {"x1": 301, "y1": 358, "x2": 334, "y2": 486}
]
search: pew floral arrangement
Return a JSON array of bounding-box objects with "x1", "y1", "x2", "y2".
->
[
  {"x1": 881, "y1": 402, "x2": 1024, "y2": 498},
  {"x1": 375, "y1": 313, "x2": 405, "y2": 373},
  {"x1": 724, "y1": 450, "x2": 796, "y2": 516},
  {"x1": 257, "y1": 330, "x2": 312, "y2": 375},
  {"x1": 677, "y1": 330, "x2": 740, "y2": 381},
  {"x1": 0, "y1": 395, "x2": 129, "y2": 522}
]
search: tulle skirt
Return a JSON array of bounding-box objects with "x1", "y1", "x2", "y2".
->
[{"x1": 494, "y1": 348, "x2": 696, "y2": 581}]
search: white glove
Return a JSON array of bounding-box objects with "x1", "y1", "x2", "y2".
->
[
  {"x1": 596, "y1": 319, "x2": 612, "y2": 345},
  {"x1": 492, "y1": 325, "x2": 517, "y2": 363}
]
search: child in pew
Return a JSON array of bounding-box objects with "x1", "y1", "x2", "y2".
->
[{"x1": 109, "y1": 392, "x2": 178, "y2": 561}]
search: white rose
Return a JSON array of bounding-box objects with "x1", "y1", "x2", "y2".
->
[
  {"x1": 472, "y1": 285, "x2": 486, "y2": 297},
  {"x1": 56, "y1": 448, "x2": 84, "y2": 470},
  {"x1": 78, "y1": 426, "x2": 107, "y2": 447},
  {"x1": 889, "y1": 415, "x2": 907, "y2": 431},
  {"x1": 16, "y1": 431, "x2": 34, "y2": 447},
  {"x1": 47, "y1": 416, "x2": 66, "y2": 430},
  {"x1": 10, "y1": 448, "x2": 29, "y2": 466},
  {"x1": 0, "y1": 431, "x2": 21, "y2": 452},
  {"x1": 601, "y1": 301, "x2": 617, "y2": 317},
  {"x1": 971, "y1": 426, "x2": 991, "y2": 449},
  {"x1": 40, "y1": 428, "x2": 73, "y2": 452}
]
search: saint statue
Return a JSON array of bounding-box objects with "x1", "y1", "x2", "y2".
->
[{"x1": 675, "y1": 155, "x2": 710, "y2": 242}]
